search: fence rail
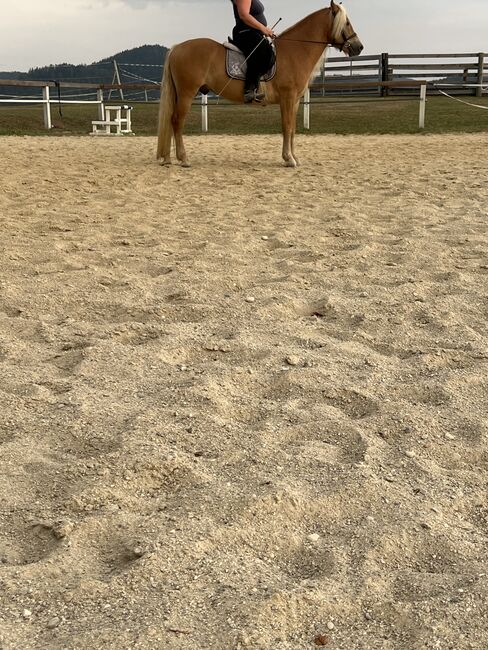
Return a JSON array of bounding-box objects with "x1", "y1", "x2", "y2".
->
[{"x1": 0, "y1": 79, "x2": 156, "y2": 90}]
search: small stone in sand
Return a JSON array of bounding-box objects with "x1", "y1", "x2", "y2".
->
[
  {"x1": 445, "y1": 433, "x2": 455, "y2": 441},
  {"x1": 23, "y1": 609, "x2": 32, "y2": 619},
  {"x1": 261, "y1": 236, "x2": 269, "y2": 240},
  {"x1": 308, "y1": 533, "x2": 320, "y2": 543},
  {"x1": 327, "y1": 621, "x2": 335, "y2": 631},
  {"x1": 47, "y1": 617, "x2": 60, "y2": 629},
  {"x1": 245, "y1": 297, "x2": 255, "y2": 303},
  {"x1": 286, "y1": 355, "x2": 300, "y2": 366},
  {"x1": 52, "y1": 520, "x2": 74, "y2": 539},
  {"x1": 405, "y1": 451, "x2": 416, "y2": 458}
]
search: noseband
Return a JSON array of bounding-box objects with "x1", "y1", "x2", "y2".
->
[{"x1": 332, "y1": 30, "x2": 358, "y2": 52}]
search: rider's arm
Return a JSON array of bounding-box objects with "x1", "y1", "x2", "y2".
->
[{"x1": 234, "y1": 0, "x2": 275, "y2": 37}]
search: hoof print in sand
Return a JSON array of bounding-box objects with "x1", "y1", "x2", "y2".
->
[
  {"x1": 48, "y1": 340, "x2": 92, "y2": 374},
  {"x1": 0, "y1": 520, "x2": 64, "y2": 566},
  {"x1": 298, "y1": 299, "x2": 366, "y2": 341},
  {"x1": 282, "y1": 545, "x2": 336, "y2": 581},
  {"x1": 323, "y1": 389, "x2": 378, "y2": 420},
  {"x1": 403, "y1": 384, "x2": 451, "y2": 407}
]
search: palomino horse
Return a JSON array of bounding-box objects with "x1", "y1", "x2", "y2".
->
[{"x1": 157, "y1": 0, "x2": 363, "y2": 167}]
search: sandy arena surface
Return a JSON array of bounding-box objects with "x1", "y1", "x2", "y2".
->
[{"x1": 0, "y1": 134, "x2": 487, "y2": 649}]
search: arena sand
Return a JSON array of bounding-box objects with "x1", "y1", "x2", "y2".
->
[{"x1": 0, "y1": 134, "x2": 486, "y2": 649}]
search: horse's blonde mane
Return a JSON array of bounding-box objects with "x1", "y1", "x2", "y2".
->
[{"x1": 331, "y1": 4, "x2": 348, "y2": 41}]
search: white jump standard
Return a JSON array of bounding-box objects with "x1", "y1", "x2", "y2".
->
[{"x1": 91, "y1": 105, "x2": 134, "y2": 135}]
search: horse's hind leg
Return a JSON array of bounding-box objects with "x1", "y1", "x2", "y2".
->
[{"x1": 172, "y1": 92, "x2": 194, "y2": 168}]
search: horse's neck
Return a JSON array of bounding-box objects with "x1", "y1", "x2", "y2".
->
[
  {"x1": 281, "y1": 8, "x2": 331, "y2": 45},
  {"x1": 279, "y1": 8, "x2": 332, "y2": 76}
]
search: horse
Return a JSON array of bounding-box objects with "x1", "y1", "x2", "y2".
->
[{"x1": 156, "y1": 0, "x2": 363, "y2": 168}]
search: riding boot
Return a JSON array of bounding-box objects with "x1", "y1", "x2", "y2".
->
[{"x1": 244, "y1": 87, "x2": 265, "y2": 103}]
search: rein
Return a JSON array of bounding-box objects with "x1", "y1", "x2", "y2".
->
[{"x1": 278, "y1": 32, "x2": 357, "y2": 52}]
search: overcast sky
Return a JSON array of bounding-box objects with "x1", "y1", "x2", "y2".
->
[{"x1": 1, "y1": 0, "x2": 487, "y2": 71}]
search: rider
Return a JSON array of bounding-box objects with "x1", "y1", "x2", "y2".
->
[{"x1": 230, "y1": 0, "x2": 276, "y2": 103}]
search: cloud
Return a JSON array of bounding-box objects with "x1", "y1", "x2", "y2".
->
[
  {"x1": 82, "y1": 0, "x2": 213, "y2": 8},
  {"x1": 3, "y1": 0, "x2": 488, "y2": 71},
  {"x1": 116, "y1": 0, "x2": 214, "y2": 7}
]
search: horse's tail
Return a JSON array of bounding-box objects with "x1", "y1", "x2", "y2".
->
[{"x1": 157, "y1": 50, "x2": 176, "y2": 161}]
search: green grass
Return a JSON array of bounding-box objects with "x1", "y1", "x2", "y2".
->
[{"x1": 1, "y1": 96, "x2": 487, "y2": 136}]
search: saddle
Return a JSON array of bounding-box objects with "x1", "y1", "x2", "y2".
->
[{"x1": 223, "y1": 40, "x2": 276, "y2": 82}]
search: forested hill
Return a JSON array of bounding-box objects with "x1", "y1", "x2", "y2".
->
[{"x1": 1, "y1": 44, "x2": 168, "y2": 86}]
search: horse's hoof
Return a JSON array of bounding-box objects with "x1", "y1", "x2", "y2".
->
[
  {"x1": 159, "y1": 159, "x2": 171, "y2": 167},
  {"x1": 181, "y1": 161, "x2": 192, "y2": 168},
  {"x1": 283, "y1": 159, "x2": 297, "y2": 168}
]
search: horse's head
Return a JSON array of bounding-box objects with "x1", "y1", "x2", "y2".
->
[{"x1": 329, "y1": 0, "x2": 363, "y2": 57}]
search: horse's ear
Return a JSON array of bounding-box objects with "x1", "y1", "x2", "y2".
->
[{"x1": 330, "y1": 0, "x2": 339, "y2": 15}]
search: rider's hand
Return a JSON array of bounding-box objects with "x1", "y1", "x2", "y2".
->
[{"x1": 262, "y1": 26, "x2": 276, "y2": 38}]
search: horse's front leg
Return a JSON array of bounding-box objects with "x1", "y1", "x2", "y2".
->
[
  {"x1": 279, "y1": 94, "x2": 299, "y2": 168},
  {"x1": 291, "y1": 126, "x2": 300, "y2": 167}
]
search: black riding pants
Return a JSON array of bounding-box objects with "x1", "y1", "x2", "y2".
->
[{"x1": 232, "y1": 28, "x2": 274, "y2": 92}]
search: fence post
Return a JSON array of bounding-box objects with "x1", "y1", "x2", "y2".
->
[
  {"x1": 97, "y1": 88, "x2": 105, "y2": 121},
  {"x1": 381, "y1": 53, "x2": 389, "y2": 96},
  {"x1": 321, "y1": 45, "x2": 330, "y2": 97},
  {"x1": 477, "y1": 52, "x2": 485, "y2": 98},
  {"x1": 42, "y1": 86, "x2": 52, "y2": 129},
  {"x1": 321, "y1": 54, "x2": 325, "y2": 97},
  {"x1": 201, "y1": 93, "x2": 208, "y2": 133},
  {"x1": 304, "y1": 88, "x2": 310, "y2": 130},
  {"x1": 419, "y1": 83, "x2": 426, "y2": 129}
]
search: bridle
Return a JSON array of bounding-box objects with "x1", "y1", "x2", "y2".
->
[{"x1": 332, "y1": 30, "x2": 358, "y2": 52}]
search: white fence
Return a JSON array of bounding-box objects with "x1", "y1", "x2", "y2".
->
[
  {"x1": 0, "y1": 80, "x2": 433, "y2": 132},
  {"x1": 0, "y1": 80, "x2": 153, "y2": 130},
  {"x1": 2, "y1": 78, "x2": 487, "y2": 133},
  {"x1": 199, "y1": 81, "x2": 429, "y2": 131},
  {"x1": 0, "y1": 86, "x2": 105, "y2": 129}
]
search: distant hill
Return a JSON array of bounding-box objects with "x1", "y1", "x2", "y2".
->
[{"x1": 0, "y1": 45, "x2": 168, "y2": 97}]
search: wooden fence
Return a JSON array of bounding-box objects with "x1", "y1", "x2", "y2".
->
[{"x1": 320, "y1": 52, "x2": 486, "y2": 97}]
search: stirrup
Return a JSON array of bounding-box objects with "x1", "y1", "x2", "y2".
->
[{"x1": 244, "y1": 89, "x2": 265, "y2": 104}]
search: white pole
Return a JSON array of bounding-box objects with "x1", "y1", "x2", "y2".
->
[
  {"x1": 114, "y1": 60, "x2": 124, "y2": 101},
  {"x1": 321, "y1": 47, "x2": 327, "y2": 97},
  {"x1": 419, "y1": 82, "x2": 427, "y2": 129},
  {"x1": 304, "y1": 88, "x2": 310, "y2": 130},
  {"x1": 97, "y1": 88, "x2": 105, "y2": 121},
  {"x1": 201, "y1": 93, "x2": 208, "y2": 133},
  {"x1": 42, "y1": 86, "x2": 52, "y2": 129}
]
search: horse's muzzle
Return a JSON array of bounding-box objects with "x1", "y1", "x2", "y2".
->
[{"x1": 345, "y1": 38, "x2": 363, "y2": 57}]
